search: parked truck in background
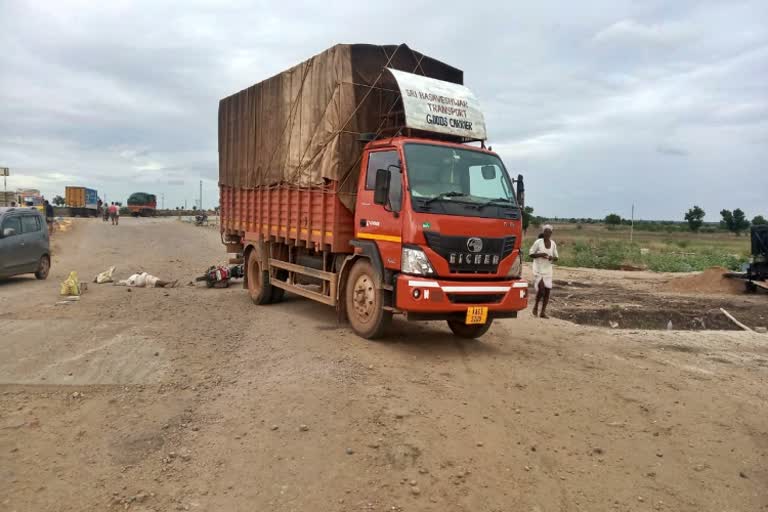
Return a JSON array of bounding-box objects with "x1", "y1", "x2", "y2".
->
[
  {"x1": 219, "y1": 44, "x2": 528, "y2": 339},
  {"x1": 16, "y1": 189, "x2": 45, "y2": 213},
  {"x1": 127, "y1": 193, "x2": 157, "y2": 217},
  {"x1": 65, "y1": 186, "x2": 99, "y2": 217}
]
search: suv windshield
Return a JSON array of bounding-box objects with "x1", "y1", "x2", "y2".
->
[{"x1": 404, "y1": 144, "x2": 517, "y2": 211}]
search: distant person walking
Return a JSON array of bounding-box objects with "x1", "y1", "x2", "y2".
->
[
  {"x1": 44, "y1": 200, "x2": 55, "y2": 236},
  {"x1": 114, "y1": 203, "x2": 120, "y2": 225},
  {"x1": 108, "y1": 202, "x2": 118, "y2": 225},
  {"x1": 103, "y1": 202, "x2": 110, "y2": 222},
  {"x1": 529, "y1": 224, "x2": 558, "y2": 318}
]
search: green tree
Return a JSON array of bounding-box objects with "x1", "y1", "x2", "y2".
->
[
  {"x1": 752, "y1": 215, "x2": 767, "y2": 225},
  {"x1": 604, "y1": 213, "x2": 622, "y2": 225},
  {"x1": 52, "y1": 195, "x2": 65, "y2": 206},
  {"x1": 522, "y1": 206, "x2": 534, "y2": 232},
  {"x1": 684, "y1": 205, "x2": 705, "y2": 232},
  {"x1": 720, "y1": 208, "x2": 750, "y2": 235}
]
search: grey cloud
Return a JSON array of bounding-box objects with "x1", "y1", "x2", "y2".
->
[{"x1": 656, "y1": 144, "x2": 688, "y2": 156}]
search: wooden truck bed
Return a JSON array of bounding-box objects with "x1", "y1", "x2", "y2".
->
[{"x1": 220, "y1": 181, "x2": 355, "y2": 253}]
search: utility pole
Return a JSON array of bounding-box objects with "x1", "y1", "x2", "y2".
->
[
  {"x1": 199, "y1": 180, "x2": 203, "y2": 210},
  {"x1": 630, "y1": 203, "x2": 635, "y2": 243},
  {"x1": 184, "y1": 199, "x2": 187, "y2": 210},
  {"x1": 161, "y1": 193, "x2": 165, "y2": 209}
]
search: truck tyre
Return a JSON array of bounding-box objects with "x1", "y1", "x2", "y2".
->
[
  {"x1": 345, "y1": 259, "x2": 391, "y2": 339},
  {"x1": 447, "y1": 319, "x2": 493, "y2": 339},
  {"x1": 246, "y1": 250, "x2": 273, "y2": 305},
  {"x1": 34, "y1": 255, "x2": 50, "y2": 280}
]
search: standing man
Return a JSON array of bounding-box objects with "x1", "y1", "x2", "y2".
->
[
  {"x1": 529, "y1": 224, "x2": 558, "y2": 318},
  {"x1": 108, "y1": 202, "x2": 117, "y2": 225},
  {"x1": 44, "y1": 200, "x2": 55, "y2": 236},
  {"x1": 114, "y1": 203, "x2": 120, "y2": 226}
]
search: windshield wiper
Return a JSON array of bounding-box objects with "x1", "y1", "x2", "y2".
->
[
  {"x1": 471, "y1": 197, "x2": 516, "y2": 209},
  {"x1": 423, "y1": 191, "x2": 469, "y2": 205}
]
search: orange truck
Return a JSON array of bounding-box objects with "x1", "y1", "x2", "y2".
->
[{"x1": 219, "y1": 44, "x2": 528, "y2": 339}]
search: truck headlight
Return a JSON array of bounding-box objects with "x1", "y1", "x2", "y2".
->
[
  {"x1": 507, "y1": 252, "x2": 522, "y2": 278},
  {"x1": 402, "y1": 247, "x2": 435, "y2": 275}
]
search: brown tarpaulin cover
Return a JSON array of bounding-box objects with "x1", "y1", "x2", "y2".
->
[{"x1": 218, "y1": 44, "x2": 463, "y2": 210}]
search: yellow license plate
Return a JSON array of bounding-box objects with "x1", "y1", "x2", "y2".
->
[{"x1": 465, "y1": 306, "x2": 488, "y2": 325}]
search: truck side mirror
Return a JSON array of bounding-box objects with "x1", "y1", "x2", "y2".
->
[
  {"x1": 373, "y1": 168, "x2": 390, "y2": 206},
  {"x1": 516, "y1": 174, "x2": 525, "y2": 208}
]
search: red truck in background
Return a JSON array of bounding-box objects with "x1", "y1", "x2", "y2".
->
[
  {"x1": 127, "y1": 192, "x2": 157, "y2": 217},
  {"x1": 219, "y1": 44, "x2": 528, "y2": 339}
]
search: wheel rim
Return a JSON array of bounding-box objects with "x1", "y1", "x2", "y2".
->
[
  {"x1": 39, "y1": 257, "x2": 50, "y2": 277},
  {"x1": 247, "y1": 255, "x2": 262, "y2": 297},
  {"x1": 352, "y1": 273, "x2": 376, "y2": 323}
]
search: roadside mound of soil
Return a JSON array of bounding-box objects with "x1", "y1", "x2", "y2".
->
[{"x1": 664, "y1": 266, "x2": 744, "y2": 295}]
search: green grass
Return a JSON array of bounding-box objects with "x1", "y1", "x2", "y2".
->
[{"x1": 538, "y1": 223, "x2": 750, "y2": 273}]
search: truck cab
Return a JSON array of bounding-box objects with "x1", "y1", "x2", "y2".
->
[{"x1": 346, "y1": 137, "x2": 527, "y2": 338}]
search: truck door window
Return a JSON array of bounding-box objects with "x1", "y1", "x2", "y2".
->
[
  {"x1": 21, "y1": 216, "x2": 40, "y2": 233},
  {"x1": 2, "y1": 216, "x2": 21, "y2": 236},
  {"x1": 366, "y1": 150, "x2": 399, "y2": 190},
  {"x1": 389, "y1": 167, "x2": 402, "y2": 212}
]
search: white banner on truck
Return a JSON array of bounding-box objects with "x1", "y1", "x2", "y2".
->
[{"x1": 388, "y1": 68, "x2": 487, "y2": 141}]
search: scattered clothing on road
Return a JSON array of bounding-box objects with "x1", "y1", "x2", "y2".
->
[{"x1": 115, "y1": 272, "x2": 177, "y2": 288}]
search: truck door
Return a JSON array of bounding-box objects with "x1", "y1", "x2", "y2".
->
[{"x1": 356, "y1": 149, "x2": 403, "y2": 270}]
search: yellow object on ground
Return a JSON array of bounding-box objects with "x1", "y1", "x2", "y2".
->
[{"x1": 60, "y1": 271, "x2": 81, "y2": 296}]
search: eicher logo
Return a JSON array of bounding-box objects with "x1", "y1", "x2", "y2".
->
[{"x1": 466, "y1": 237, "x2": 483, "y2": 253}]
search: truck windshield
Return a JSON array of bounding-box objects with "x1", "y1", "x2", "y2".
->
[{"x1": 404, "y1": 144, "x2": 516, "y2": 209}]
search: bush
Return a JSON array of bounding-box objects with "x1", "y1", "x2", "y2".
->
[{"x1": 557, "y1": 239, "x2": 746, "y2": 272}]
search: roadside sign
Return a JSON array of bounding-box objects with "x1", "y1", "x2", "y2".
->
[{"x1": 0, "y1": 167, "x2": 8, "y2": 177}]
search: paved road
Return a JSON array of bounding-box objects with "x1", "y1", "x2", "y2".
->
[{"x1": 1, "y1": 218, "x2": 766, "y2": 511}]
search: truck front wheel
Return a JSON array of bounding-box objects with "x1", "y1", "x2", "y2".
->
[
  {"x1": 447, "y1": 319, "x2": 493, "y2": 339},
  {"x1": 345, "y1": 259, "x2": 391, "y2": 339},
  {"x1": 246, "y1": 249, "x2": 273, "y2": 305}
]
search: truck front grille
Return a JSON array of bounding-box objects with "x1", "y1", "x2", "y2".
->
[{"x1": 423, "y1": 232, "x2": 515, "y2": 274}]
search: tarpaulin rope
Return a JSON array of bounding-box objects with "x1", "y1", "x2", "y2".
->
[
  {"x1": 285, "y1": 44, "x2": 406, "y2": 186},
  {"x1": 259, "y1": 56, "x2": 317, "y2": 185}
]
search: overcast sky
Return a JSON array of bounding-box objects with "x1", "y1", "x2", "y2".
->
[{"x1": 1, "y1": 0, "x2": 766, "y2": 219}]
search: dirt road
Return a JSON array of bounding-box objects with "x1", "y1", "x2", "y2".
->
[{"x1": 1, "y1": 219, "x2": 766, "y2": 511}]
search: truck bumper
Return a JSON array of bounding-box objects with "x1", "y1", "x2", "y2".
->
[{"x1": 395, "y1": 275, "x2": 529, "y2": 321}]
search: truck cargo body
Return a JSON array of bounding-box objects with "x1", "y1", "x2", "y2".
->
[
  {"x1": 65, "y1": 186, "x2": 99, "y2": 216},
  {"x1": 220, "y1": 44, "x2": 528, "y2": 339}
]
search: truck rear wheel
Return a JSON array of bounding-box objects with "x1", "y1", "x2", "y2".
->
[
  {"x1": 345, "y1": 259, "x2": 391, "y2": 339},
  {"x1": 246, "y1": 250, "x2": 273, "y2": 305},
  {"x1": 447, "y1": 319, "x2": 493, "y2": 339}
]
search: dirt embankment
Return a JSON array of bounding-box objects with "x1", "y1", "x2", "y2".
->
[{"x1": 663, "y1": 266, "x2": 745, "y2": 295}]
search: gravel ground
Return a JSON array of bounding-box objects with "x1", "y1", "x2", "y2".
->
[{"x1": 1, "y1": 217, "x2": 766, "y2": 511}]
